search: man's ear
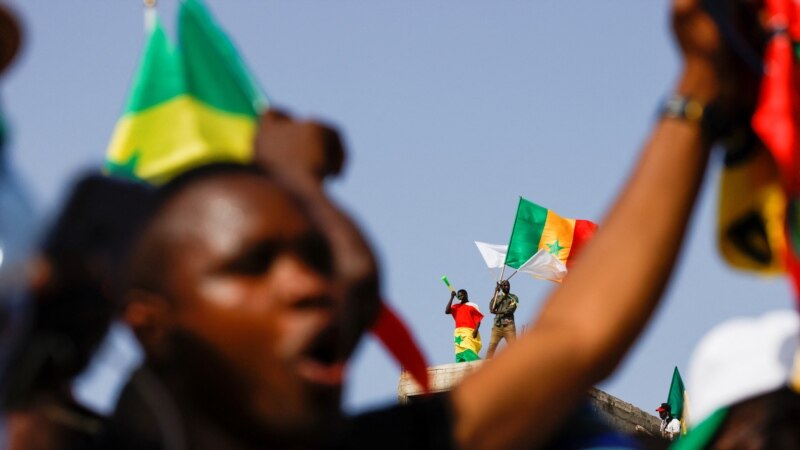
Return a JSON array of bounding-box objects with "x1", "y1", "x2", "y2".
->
[{"x1": 123, "y1": 289, "x2": 172, "y2": 358}]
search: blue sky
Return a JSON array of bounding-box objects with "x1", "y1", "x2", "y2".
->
[{"x1": 3, "y1": 0, "x2": 792, "y2": 416}]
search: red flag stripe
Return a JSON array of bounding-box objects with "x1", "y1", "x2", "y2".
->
[{"x1": 567, "y1": 219, "x2": 598, "y2": 268}]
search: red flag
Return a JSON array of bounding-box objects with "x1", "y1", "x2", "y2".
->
[
  {"x1": 751, "y1": 0, "x2": 800, "y2": 301},
  {"x1": 371, "y1": 303, "x2": 430, "y2": 393}
]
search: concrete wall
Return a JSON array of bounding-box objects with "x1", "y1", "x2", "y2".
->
[{"x1": 398, "y1": 362, "x2": 667, "y2": 447}]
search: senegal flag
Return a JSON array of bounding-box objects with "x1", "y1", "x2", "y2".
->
[
  {"x1": 106, "y1": 0, "x2": 267, "y2": 184},
  {"x1": 454, "y1": 328, "x2": 481, "y2": 363},
  {"x1": 505, "y1": 197, "x2": 597, "y2": 269}
]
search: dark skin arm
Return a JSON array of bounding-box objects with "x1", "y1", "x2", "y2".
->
[
  {"x1": 445, "y1": 291, "x2": 456, "y2": 314},
  {"x1": 450, "y1": 1, "x2": 757, "y2": 448},
  {"x1": 472, "y1": 321, "x2": 480, "y2": 339},
  {"x1": 489, "y1": 284, "x2": 501, "y2": 314}
]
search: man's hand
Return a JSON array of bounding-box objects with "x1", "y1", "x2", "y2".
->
[
  {"x1": 451, "y1": 291, "x2": 456, "y2": 299},
  {"x1": 255, "y1": 109, "x2": 346, "y2": 186},
  {"x1": 672, "y1": 0, "x2": 763, "y2": 109},
  {"x1": 472, "y1": 329, "x2": 478, "y2": 339}
]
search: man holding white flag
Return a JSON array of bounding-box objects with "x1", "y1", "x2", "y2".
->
[{"x1": 486, "y1": 280, "x2": 518, "y2": 358}]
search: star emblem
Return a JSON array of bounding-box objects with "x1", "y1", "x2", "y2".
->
[
  {"x1": 105, "y1": 149, "x2": 142, "y2": 181},
  {"x1": 547, "y1": 240, "x2": 564, "y2": 255},
  {"x1": 454, "y1": 335, "x2": 464, "y2": 345}
]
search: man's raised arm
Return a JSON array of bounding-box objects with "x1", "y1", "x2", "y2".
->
[{"x1": 450, "y1": 1, "x2": 757, "y2": 448}]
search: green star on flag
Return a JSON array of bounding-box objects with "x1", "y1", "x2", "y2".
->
[
  {"x1": 454, "y1": 335, "x2": 464, "y2": 345},
  {"x1": 547, "y1": 240, "x2": 564, "y2": 255}
]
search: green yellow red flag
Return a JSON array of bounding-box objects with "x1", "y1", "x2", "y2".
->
[
  {"x1": 454, "y1": 327, "x2": 481, "y2": 362},
  {"x1": 717, "y1": 145, "x2": 786, "y2": 274},
  {"x1": 105, "y1": 0, "x2": 267, "y2": 184},
  {"x1": 504, "y1": 197, "x2": 597, "y2": 270}
]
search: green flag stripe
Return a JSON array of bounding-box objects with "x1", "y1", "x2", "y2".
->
[
  {"x1": 125, "y1": 16, "x2": 184, "y2": 114},
  {"x1": 505, "y1": 197, "x2": 548, "y2": 269},
  {"x1": 669, "y1": 408, "x2": 728, "y2": 450},
  {"x1": 455, "y1": 349, "x2": 480, "y2": 362},
  {"x1": 178, "y1": 0, "x2": 267, "y2": 116}
]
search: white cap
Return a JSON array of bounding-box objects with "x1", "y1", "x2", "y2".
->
[{"x1": 686, "y1": 310, "x2": 799, "y2": 426}]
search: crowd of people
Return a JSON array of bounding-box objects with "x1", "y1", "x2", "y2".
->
[{"x1": 0, "y1": 0, "x2": 798, "y2": 449}]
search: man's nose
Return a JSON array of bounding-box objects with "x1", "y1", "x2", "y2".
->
[{"x1": 274, "y1": 255, "x2": 335, "y2": 311}]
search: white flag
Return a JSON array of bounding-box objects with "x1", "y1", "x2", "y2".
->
[
  {"x1": 517, "y1": 249, "x2": 568, "y2": 283},
  {"x1": 474, "y1": 241, "x2": 508, "y2": 269}
]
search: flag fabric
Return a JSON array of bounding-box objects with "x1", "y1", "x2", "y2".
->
[
  {"x1": 372, "y1": 303, "x2": 430, "y2": 393},
  {"x1": 474, "y1": 241, "x2": 508, "y2": 269},
  {"x1": 451, "y1": 302, "x2": 483, "y2": 363},
  {"x1": 454, "y1": 327, "x2": 482, "y2": 362},
  {"x1": 720, "y1": 0, "x2": 800, "y2": 300},
  {"x1": 505, "y1": 197, "x2": 597, "y2": 270},
  {"x1": 516, "y1": 248, "x2": 568, "y2": 283},
  {"x1": 451, "y1": 302, "x2": 483, "y2": 329},
  {"x1": 717, "y1": 145, "x2": 786, "y2": 274},
  {"x1": 105, "y1": 0, "x2": 267, "y2": 184},
  {"x1": 667, "y1": 367, "x2": 686, "y2": 422}
]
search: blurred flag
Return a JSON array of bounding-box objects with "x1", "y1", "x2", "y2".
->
[
  {"x1": 504, "y1": 197, "x2": 597, "y2": 269},
  {"x1": 105, "y1": 0, "x2": 267, "y2": 184},
  {"x1": 717, "y1": 144, "x2": 786, "y2": 274},
  {"x1": 745, "y1": 0, "x2": 800, "y2": 298},
  {"x1": 474, "y1": 241, "x2": 507, "y2": 269}
]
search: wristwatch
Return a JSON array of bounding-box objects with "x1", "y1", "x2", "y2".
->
[{"x1": 660, "y1": 94, "x2": 727, "y2": 142}]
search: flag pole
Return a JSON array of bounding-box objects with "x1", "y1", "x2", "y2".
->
[
  {"x1": 490, "y1": 265, "x2": 507, "y2": 312},
  {"x1": 506, "y1": 269, "x2": 519, "y2": 281}
]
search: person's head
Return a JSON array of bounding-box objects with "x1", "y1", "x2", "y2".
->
[
  {"x1": 673, "y1": 310, "x2": 800, "y2": 450},
  {"x1": 2, "y1": 174, "x2": 152, "y2": 409},
  {"x1": 0, "y1": 4, "x2": 21, "y2": 75},
  {"x1": 457, "y1": 289, "x2": 468, "y2": 303},
  {"x1": 254, "y1": 110, "x2": 381, "y2": 369},
  {"x1": 656, "y1": 403, "x2": 672, "y2": 420},
  {"x1": 125, "y1": 163, "x2": 347, "y2": 441},
  {"x1": 704, "y1": 387, "x2": 800, "y2": 450},
  {"x1": 500, "y1": 280, "x2": 510, "y2": 293}
]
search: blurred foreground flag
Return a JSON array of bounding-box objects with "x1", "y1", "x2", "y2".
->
[
  {"x1": 105, "y1": 0, "x2": 267, "y2": 184},
  {"x1": 504, "y1": 197, "x2": 597, "y2": 270},
  {"x1": 717, "y1": 145, "x2": 786, "y2": 274}
]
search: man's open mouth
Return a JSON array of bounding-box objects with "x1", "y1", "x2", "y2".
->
[{"x1": 297, "y1": 326, "x2": 347, "y2": 386}]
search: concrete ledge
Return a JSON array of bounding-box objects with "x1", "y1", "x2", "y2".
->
[
  {"x1": 399, "y1": 361, "x2": 663, "y2": 442},
  {"x1": 398, "y1": 361, "x2": 484, "y2": 403}
]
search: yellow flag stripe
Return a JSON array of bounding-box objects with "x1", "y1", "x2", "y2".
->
[
  {"x1": 107, "y1": 95, "x2": 256, "y2": 184},
  {"x1": 455, "y1": 327, "x2": 482, "y2": 355},
  {"x1": 540, "y1": 210, "x2": 576, "y2": 263}
]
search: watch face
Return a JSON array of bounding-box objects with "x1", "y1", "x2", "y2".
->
[{"x1": 0, "y1": 6, "x2": 21, "y2": 74}]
